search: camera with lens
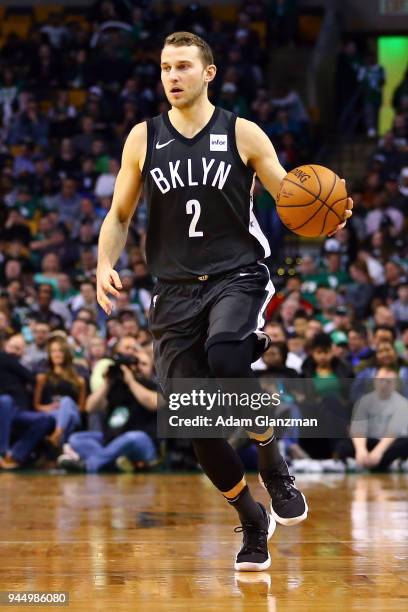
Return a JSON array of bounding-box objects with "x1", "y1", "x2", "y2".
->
[{"x1": 106, "y1": 353, "x2": 139, "y2": 382}]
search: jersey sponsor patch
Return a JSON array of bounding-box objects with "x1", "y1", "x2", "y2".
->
[{"x1": 210, "y1": 134, "x2": 228, "y2": 151}]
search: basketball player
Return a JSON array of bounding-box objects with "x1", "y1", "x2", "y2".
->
[{"x1": 96, "y1": 32, "x2": 353, "y2": 571}]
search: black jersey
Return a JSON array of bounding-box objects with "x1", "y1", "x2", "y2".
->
[{"x1": 142, "y1": 106, "x2": 271, "y2": 280}]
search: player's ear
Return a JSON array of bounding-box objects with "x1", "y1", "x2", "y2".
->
[{"x1": 205, "y1": 64, "x2": 216, "y2": 83}]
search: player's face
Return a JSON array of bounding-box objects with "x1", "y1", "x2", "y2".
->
[{"x1": 160, "y1": 45, "x2": 215, "y2": 109}]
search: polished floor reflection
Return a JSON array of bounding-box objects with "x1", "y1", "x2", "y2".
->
[{"x1": 1, "y1": 473, "x2": 407, "y2": 611}]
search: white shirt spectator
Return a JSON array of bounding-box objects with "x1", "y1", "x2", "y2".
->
[
  {"x1": 94, "y1": 173, "x2": 116, "y2": 198},
  {"x1": 365, "y1": 207, "x2": 404, "y2": 236}
]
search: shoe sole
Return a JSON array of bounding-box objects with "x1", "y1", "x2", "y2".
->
[
  {"x1": 258, "y1": 473, "x2": 309, "y2": 526},
  {"x1": 234, "y1": 511, "x2": 276, "y2": 572}
]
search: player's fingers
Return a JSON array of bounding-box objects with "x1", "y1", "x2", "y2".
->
[
  {"x1": 110, "y1": 269, "x2": 123, "y2": 290},
  {"x1": 97, "y1": 288, "x2": 113, "y2": 315},
  {"x1": 346, "y1": 197, "x2": 354, "y2": 210},
  {"x1": 102, "y1": 281, "x2": 120, "y2": 298},
  {"x1": 343, "y1": 209, "x2": 353, "y2": 219},
  {"x1": 98, "y1": 296, "x2": 112, "y2": 316},
  {"x1": 327, "y1": 221, "x2": 346, "y2": 237}
]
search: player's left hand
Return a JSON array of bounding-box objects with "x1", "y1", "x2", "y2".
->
[{"x1": 328, "y1": 179, "x2": 353, "y2": 237}]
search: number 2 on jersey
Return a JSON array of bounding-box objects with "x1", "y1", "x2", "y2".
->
[{"x1": 186, "y1": 199, "x2": 203, "y2": 237}]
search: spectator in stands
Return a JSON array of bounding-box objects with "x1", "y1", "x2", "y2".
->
[
  {"x1": 257, "y1": 341, "x2": 307, "y2": 458},
  {"x1": 0, "y1": 66, "x2": 21, "y2": 127},
  {"x1": 217, "y1": 82, "x2": 249, "y2": 118},
  {"x1": 55, "y1": 138, "x2": 81, "y2": 178},
  {"x1": 30, "y1": 213, "x2": 64, "y2": 260},
  {"x1": 22, "y1": 320, "x2": 50, "y2": 372},
  {"x1": 392, "y1": 67, "x2": 408, "y2": 113},
  {"x1": 336, "y1": 368, "x2": 408, "y2": 470},
  {"x1": 302, "y1": 332, "x2": 354, "y2": 385},
  {"x1": 7, "y1": 96, "x2": 50, "y2": 146},
  {"x1": 1, "y1": 208, "x2": 32, "y2": 249},
  {"x1": 33, "y1": 337, "x2": 85, "y2": 447},
  {"x1": 40, "y1": 12, "x2": 69, "y2": 49},
  {"x1": 335, "y1": 40, "x2": 361, "y2": 121},
  {"x1": 260, "y1": 341, "x2": 298, "y2": 378},
  {"x1": 53, "y1": 177, "x2": 81, "y2": 228},
  {"x1": 315, "y1": 287, "x2": 339, "y2": 328},
  {"x1": 400, "y1": 167, "x2": 408, "y2": 198},
  {"x1": 269, "y1": 108, "x2": 301, "y2": 138},
  {"x1": 29, "y1": 43, "x2": 62, "y2": 93},
  {"x1": 374, "y1": 132, "x2": 405, "y2": 177},
  {"x1": 371, "y1": 325, "x2": 396, "y2": 351},
  {"x1": 86, "y1": 336, "x2": 108, "y2": 370},
  {"x1": 357, "y1": 52, "x2": 386, "y2": 138},
  {"x1": 352, "y1": 339, "x2": 408, "y2": 401},
  {"x1": 28, "y1": 283, "x2": 65, "y2": 331},
  {"x1": 383, "y1": 172, "x2": 406, "y2": 210},
  {"x1": 48, "y1": 91, "x2": 77, "y2": 140},
  {"x1": 373, "y1": 305, "x2": 397, "y2": 330},
  {"x1": 73, "y1": 115, "x2": 96, "y2": 157},
  {"x1": 65, "y1": 47, "x2": 93, "y2": 90},
  {"x1": 0, "y1": 311, "x2": 14, "y2": 344},
  {"x1": 119, "y1": 311, "x2": 142, "y2": 339},
  {"x1": 301, "y1": 332, "x2": 354, "y2": 457},
  {"x1": 0, "y1": 334, "x2": 55, "y2": 470},
  {"x1": 68, "y1": 318, "x2": 92, "y2": 360},
  {"x1": 365, "y1": 191, "x2": 404, "y2": 238},
  {"x1": 344, "y1": 260, "x2": 375, "y2": 319},
  {"x1": 347, "y1": 325, "x2": 373, "y2": 368},
  {"x1": 58, "y1": 336, "x2": 158, "y2": 472},
  {"x1": 267, "y1": 0, "x2": 298, "y2": 47},
  {"x1": 391, "y1": 277, "x2": 408, "y2": 326},
  {"x1": 279, "y1": 298, "x2": 299, "y2": 334},
  {"x1": 375, "y1": 259, "x2": 403, "y2": 303},
  {"x1": 94, "y1": 158, "x2": 120, "y2": 199},
  {"x1": 34, "y1": 252, "x2": 62, "y2": 289},
  {"x1": 71, "y1": 280, "x2": 99, "y2": 317},
  {"x1": 398, "y1": 325, "x2": 408, "y2": 362},
  {"x1": 392, "y1": 114, "x2": 407, "y2": 145}
]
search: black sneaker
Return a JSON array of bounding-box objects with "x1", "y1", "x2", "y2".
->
[
  {"x1": 259, "y1": 461, "x2": 308, "y2": 526},
  {"x1": 252, "y1": 332, "x2": 271, "y2": 362},
  {"x1": 57, "y1": 455, "x2": 86, "y2": 473},
  {"x1": 234, "y1": 503, "x2": 275, "y2": 571}
]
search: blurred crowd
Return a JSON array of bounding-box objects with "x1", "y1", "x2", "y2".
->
[{"x1": 1, "y1": 1, "x2": 408, "y2": 475}]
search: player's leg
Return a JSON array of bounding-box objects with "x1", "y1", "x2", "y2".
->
[
  {"x1": 205, "y1": 265, "x2": 307, "y2": 525},
  {"x1": 207, "y1": 336, "x2": 307, "y2": 525},
  {"x1": 191, "y1": 436, "x2": 274, "y2": 570},
  {"x1": 166, "y1": 349, "x2": 274, "y2": 571}
]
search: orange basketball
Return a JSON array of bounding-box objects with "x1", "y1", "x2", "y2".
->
[{"x1": 276, "y1": 165, "x2": 348, "y2": 238}]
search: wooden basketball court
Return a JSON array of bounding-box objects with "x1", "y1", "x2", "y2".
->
[{"x1": 1, "y1": 473, "x2": 407, "y2": 610}]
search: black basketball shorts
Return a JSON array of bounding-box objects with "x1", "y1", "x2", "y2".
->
[{"x1": 148, "y1": 261, "x2": 275, "y2": 386}]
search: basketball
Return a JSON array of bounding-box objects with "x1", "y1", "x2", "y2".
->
[{"x1": 276, "y1": 165, "x2": 348, "y2": 238}]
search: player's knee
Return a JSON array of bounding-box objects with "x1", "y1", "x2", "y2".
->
[{"x1": 207, "y1": 342, "x2": 250, "y2": 378}]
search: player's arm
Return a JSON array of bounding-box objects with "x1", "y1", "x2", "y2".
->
[
  {"x1": 97, "y1": 122, "x2": 146, "y2": 314},
  {"x1": 236, "y1": 118, "x2": 353, "y2": 234},
  {"x1": 235, "y1": 117, "x2": 287, "y2": 200}
]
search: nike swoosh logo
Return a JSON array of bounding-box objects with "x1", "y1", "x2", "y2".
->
[
  {"x1": 156, "y1": 139, "x2": 175, "y2": 149},
  {"x1": 239, "y1": 272, "x2": 251, "y2": 277}
]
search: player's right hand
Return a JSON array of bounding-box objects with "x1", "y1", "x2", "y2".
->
[{"x1": 96, "y1": 265, "x2": 122, "y2": 315}]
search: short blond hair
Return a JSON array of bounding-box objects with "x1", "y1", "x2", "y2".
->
[{"x1": 163, "y1": 31, "x2": 214, "y2": 66}]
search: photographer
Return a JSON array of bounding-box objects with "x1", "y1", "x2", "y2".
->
[{"x1": 57, "y1": 336, "x2": 159, "y2": 472}]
